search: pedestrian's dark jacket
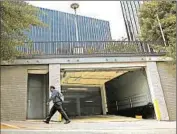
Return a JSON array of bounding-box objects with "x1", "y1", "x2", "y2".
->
[{"x1": 48, "y1": 89, "x2": 64, "y2": 105}]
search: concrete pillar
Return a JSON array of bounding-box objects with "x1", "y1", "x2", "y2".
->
[
  {"x1": 49, "y1": 64, "x2": 61, "y2": 121},
  {"x1": 76, "y1": 98, "x2": 81, "y2": 116},
  {"x1": 100, "y1": 85, "x2": 108, "y2": 115},
  {"x1": 146, "y1": 62, "x2": 169, "y2": 120}
]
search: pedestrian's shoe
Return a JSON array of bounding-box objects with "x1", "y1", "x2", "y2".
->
[
  {"x1": 64, "y1": 120, "x2": 71, "y2": 124},
  {"x1": 43, "y1": 120, "x2": 49, "y2": 124}
]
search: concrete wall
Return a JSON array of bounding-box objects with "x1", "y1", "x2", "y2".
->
[
  {"x1": 157, "y1": 62, "x2": 176, "y2": 120},
  {"x1": 1, "y1": 65, "x2": 48, "y2": 121},
  {"x1": 146, "y1": 62, "x2": 169, "y2": 121},
  {"x1": 106, "y1": 69, "x2": 151, "y2": 110}
]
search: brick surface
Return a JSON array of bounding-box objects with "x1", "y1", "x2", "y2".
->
[
  {"x1": 157, "y1": 62, "x2": 176, "y2": 120},
  {"x1": 1, "y1": 65, "x2": 48, "y2": 121},
  {"x1": 146, "y1": 62, "x2": 169, "y2": 120}
]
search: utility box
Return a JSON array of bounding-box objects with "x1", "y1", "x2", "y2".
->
[{"x1": 73, "y1": 47, "x2": 84, "y2": 54}]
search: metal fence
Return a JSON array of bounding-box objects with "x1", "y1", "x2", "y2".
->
[{"x1": 16, "y1": 41, "x2": 165, "y2": 58}]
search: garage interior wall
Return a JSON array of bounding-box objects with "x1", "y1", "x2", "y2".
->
[
  {"x1": 105, "y1": 69, "x2": 152, "y2": 113},
  {"x1": 1, "y1": 65, "x2": 48, "y2": 121},
  {"x1": 61, "y1": 86, "x2": 102, "y2": 116},
  {"x1": 157, "y1": 62, "x2": 176, "y2": 120}
]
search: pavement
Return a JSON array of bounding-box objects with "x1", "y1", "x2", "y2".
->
[{"x1": 1, "y1": 115, "x2": 176, "y2": 134}]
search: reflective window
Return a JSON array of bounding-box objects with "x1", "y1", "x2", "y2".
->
[{"x1": 120, "y1": 1, "x2": 141, "y2": 41}]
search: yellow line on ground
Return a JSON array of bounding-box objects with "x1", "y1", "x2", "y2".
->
[
  {"x1": 1, "y1": 123, "x2": 45, "y2": 130},
  {"x1": 1, "y1": 123, "x2": 20, "y2": 129}
]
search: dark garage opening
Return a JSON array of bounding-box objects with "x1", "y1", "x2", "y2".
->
[
  {"x1": 105, "y1": 69, "x2": 155, "y2": 119},
  {"x1": 61, "y1": 86, "x2": 103, "y2": 117}
]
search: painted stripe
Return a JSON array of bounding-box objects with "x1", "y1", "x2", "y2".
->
[
  {"x1": 1, "y1": 123, "x2": 20, "y2": 129},
  {"x1": 58, "y1": 113, "x2": 62, "y2": 121},
  {"x1": 153, "y1": 99, "x2": 161, "y2": 120}
]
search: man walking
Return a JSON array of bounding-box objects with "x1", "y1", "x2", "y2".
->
[{"x1": 43, "y1": 86, "x2": 71, "y2": 124}]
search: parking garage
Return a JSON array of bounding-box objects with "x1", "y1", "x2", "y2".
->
[
  {"x1": 60, "y1": 68, "x2": 155, "y2": 119},
  {"x1": 1, "y1": 60, "x2": 172, "y2": 121},
  {"x1": 105, "y1": 69, "x2": 155, "y2": 119}
]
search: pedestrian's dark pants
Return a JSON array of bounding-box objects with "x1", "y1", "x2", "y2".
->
[{"x1": 46, "y1": 104, "x2": 70, "y2": 122}]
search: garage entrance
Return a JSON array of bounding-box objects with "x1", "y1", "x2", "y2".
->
[
  {"x1": 60, "y1": 68, "x2": 155, "y2": 119},
  {"x1": 105, "y1": 69, "x2": 155, "y2": 119},
  {"x1": 61, "y1": 86, "x2": 102, "y2": 117},
  {"x1": 60, "y1": 69, "x2": 128, "y2": 118}
]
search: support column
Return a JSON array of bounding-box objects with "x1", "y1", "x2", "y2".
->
[
  {"x1": 49, "y1": 64, "x2": 61, "y2": 121},
  {"x1": 100, "y1": 85, "x2": 108, "y2": 115},
  {"x1": 76, "y1": 98, "x2": 81, "y2": 116},
  {"x1": 146, "y1": 62, "x2": 169, "y2": 121}
]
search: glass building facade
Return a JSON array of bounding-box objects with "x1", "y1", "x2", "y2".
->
[
  {"x1": 120, "y1": 1, "x2": 142, "y2": 41},
  {"x1": 27, "y1": 7, "x2": 112, "y2": 41}
]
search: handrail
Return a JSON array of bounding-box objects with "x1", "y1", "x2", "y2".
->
[
  {"x1": 116, "y1": 93, "x2": 151, "y2": 109},
  {"x1": 23, "y1": 40, "x2": 163, "y2": 43},
  {"x1": 16, "y1": 41, "x2": 165, "y2": 58},
  {"x1": 117, "y1": 93, "x2": 149, "y2": 102}
]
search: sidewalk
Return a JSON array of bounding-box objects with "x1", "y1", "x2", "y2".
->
[{"x1": 1, "y1": 116, "x2": 176, "y2": 134}]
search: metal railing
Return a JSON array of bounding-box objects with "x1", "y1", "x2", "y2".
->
[
  {"x1": 116, "y1": 94, "x2": 151, "y2": 110},
  {"x1": 16, "y1": 41, "x2": 165, "y2": 58}
]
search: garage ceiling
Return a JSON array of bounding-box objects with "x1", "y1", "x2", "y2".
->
[{"x1": 61, "y1": 71, "x2": 128, "y2": 85}]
